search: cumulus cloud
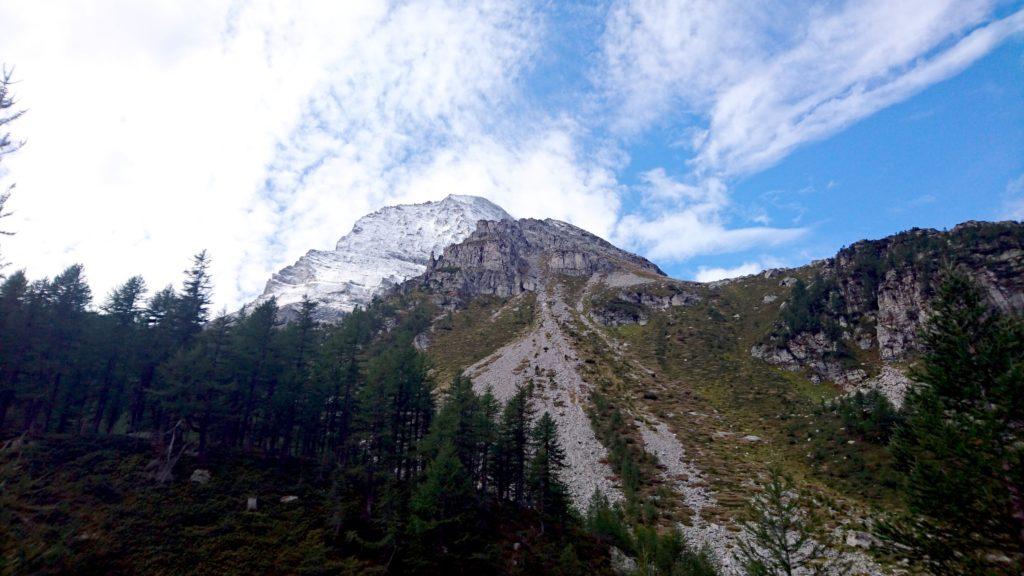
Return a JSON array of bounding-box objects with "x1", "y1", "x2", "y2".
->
[
  {"x1": 599, "y1": 0, "x2": 1022, "y2": 270},
  {"x1": 613, "y1": 169, "x2": 805, "y2": 260},
  {"x1": 694, "y1": 262, "x2": 763, "y2": 283},
  {"x1": 0, "y1": 0, "x2": 617, "y2": 307}
]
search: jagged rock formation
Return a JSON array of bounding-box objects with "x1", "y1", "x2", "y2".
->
[
  {"x1": 414, "y1": 218, "x2": 664, "y2": 305},
  {"x1": 255, "y1": 195, "x2": 511, "y2": 320},
  {"x1": 753, "y1": 221, "x2": 1024, "y2": 386},
  {"x1": 592, "y1": 284, "x2": 702, "y2": 326}
]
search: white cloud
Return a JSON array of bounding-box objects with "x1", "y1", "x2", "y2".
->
[
  {"x1": 694, "y1": 262, "x2": 763, "y2": 283},
  {"x1": 613, "y1": 169, "x2": 805, "y2": 261},
  {"x1": 602, "y1": 0, "x2": 1024, "y2": 177}
]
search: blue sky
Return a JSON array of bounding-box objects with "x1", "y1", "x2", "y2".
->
[
  {"x1": 680, "y1": 37, "x2": 1024, "y2": 279},
  {"x1": 0, "y1": 0, "x2": 1022, "y2": 306}
]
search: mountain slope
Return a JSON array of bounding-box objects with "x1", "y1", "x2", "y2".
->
[
  {"x1": 405, "y1": 218, "x2": 1024, "y2": 574},
  {"x1": 255, "y1": 194, "x2": 511, "y2": 320}
]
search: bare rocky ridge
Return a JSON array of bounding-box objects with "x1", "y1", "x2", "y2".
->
[{"x1": 415, "y1": 218, "x2": 664, "y2": 306}]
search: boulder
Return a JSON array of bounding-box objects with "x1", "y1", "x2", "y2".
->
[
  {"x1": 610, "y1": 547, "x2": 637, "y2": 575},
  {"x1": 189, "y1": 469, "x2": 211, "y2": 485}
]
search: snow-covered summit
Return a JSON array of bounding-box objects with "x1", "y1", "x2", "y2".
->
[{"x1": 256, "y1": 195, "x2": 512, "y2": 320}]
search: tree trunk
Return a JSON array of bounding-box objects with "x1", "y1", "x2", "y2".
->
[{"x1": 91, "y1": 357, "x2": 116, "y2": 434}]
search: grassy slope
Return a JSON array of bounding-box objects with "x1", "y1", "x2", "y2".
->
[
  {"x1": 581, "y1": 269, "x2": 905, "y2": 540},
  {"x1": 425, "y1": 293, "x2": 537, "y2": 387}
]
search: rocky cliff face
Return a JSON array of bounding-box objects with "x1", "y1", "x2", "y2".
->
[
  {"x1": 753, "y1": 221, "x2": 1024, "y2": 388},
  {"x1": 254, "y1": 195, "x2": 512, "y2": 320},
  {"x1": 413, "y1": 218, "x2": 665, "y2": 305}
]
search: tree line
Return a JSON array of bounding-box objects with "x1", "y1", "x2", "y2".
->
[{"x1": 0, "y1": 252, "x2": 590, "y2": 572}]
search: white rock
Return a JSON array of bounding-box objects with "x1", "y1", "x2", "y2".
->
[{"x1": 189, "y1": 469, "x2": 211, "y2": 484}]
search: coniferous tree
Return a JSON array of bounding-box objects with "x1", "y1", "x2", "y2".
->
[
  {"x1": 493, "y1": 384, "x2": 534, "y2": 504},
  {"x1": 0, "y1": 66, "x2": 24, "y2": 267},
  {"x1": 158, "y1": 314, "x2": 233, "y2": 459},
  {"x1": 130, "y1": 284, "x2": 178, "y2": 431},
  {"x1": 528, "y1": 411, "x2": 569, "y2": 521},
  {"x1": 231, "y1": 298, "x2": 280, "y2": 449},
  {"x1": 90, "y1": 276, "x2": 146, "y2": 433},
  {"x1": 272, "y1": 297, "x2": 320, "y2": 456},
  {"x1": 0, "y1": 270, "x2": 28, "y2": 429},
  {"x1": 408, "y1": 442, "x2": 480, "y2": 571},
  {"x1": 734, "y1": 466, "x2": 839, "y2": 576},
  {"x1": 40, "y1": 265, "x2": 92, "y2": 433},
  {"x1": 172, "y1": 250, "x2": 212, "y2": 346},
  {"x1": 883, "y1": 270, "x2": 1024, "y2": 573}
]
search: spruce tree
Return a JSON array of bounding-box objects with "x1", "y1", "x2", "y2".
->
[
  {"x1": 734, "y1": 466, "x2": 838, "y2": 576},
  {"x1": 493, "y1": 384, "x2": 534, "y2": 504},
  {"x1": 883, "y1": 270, "x2": 1024, "y2": 573},
  {"x1": 408, "y1": 441, "x2": 479, "y2": 570},
  {"x1": 528, "y1": 411, "x2": 569, "y2": 520}
]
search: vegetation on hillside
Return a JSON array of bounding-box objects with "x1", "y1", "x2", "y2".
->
[
  {"x1": 0, "y1": 254, "x2": 610, "y2": 574},
  {"x1": 879, "y1": 271, "x2": 1024, "y2": 574}
]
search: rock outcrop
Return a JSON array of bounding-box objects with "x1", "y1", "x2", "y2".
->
[
  {"x1": 415, "y1": 218, "x2": 664, "y2": 305},
  {"x1": 754, "y1": 221, "x2": 1024, "y2": 384},
  {"x1": 593, "y1": 284, "x2": 702, "y2": 326}
]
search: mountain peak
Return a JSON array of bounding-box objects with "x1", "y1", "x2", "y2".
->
[{"x1": 256, "y1": 195, "x2": 512, "y2": 320}]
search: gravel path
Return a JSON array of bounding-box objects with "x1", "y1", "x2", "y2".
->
[{"x1": 466, "y1": 281, "x2": 622, "y2": 509}]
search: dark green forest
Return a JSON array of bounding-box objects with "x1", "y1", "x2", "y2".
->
[{"x1": 0, "y1": 253, "x2": 588, "y2": 573}]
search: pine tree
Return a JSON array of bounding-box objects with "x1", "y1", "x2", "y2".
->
[
  {"x1": 172, "y1": 250, "x2": 212, "y2": 346},
  {"x1": 408, "y1": 441, "x2": 479, "y2": 570},
  {"x1": 0, "y1": 66, "x2": 25, "y2": 267},
  {"x1": 734, "y1": 466, "x2": 839, "y2": 576},
  {"x1": 528, "y1": 411, "x2": 569, "y2": 520},
  {"x1": 493, "y1": 384, "x2": 534, "y2": 504},
  {"x1": 883, "y1": 270, "x2": 1024, "y2": 573}
]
